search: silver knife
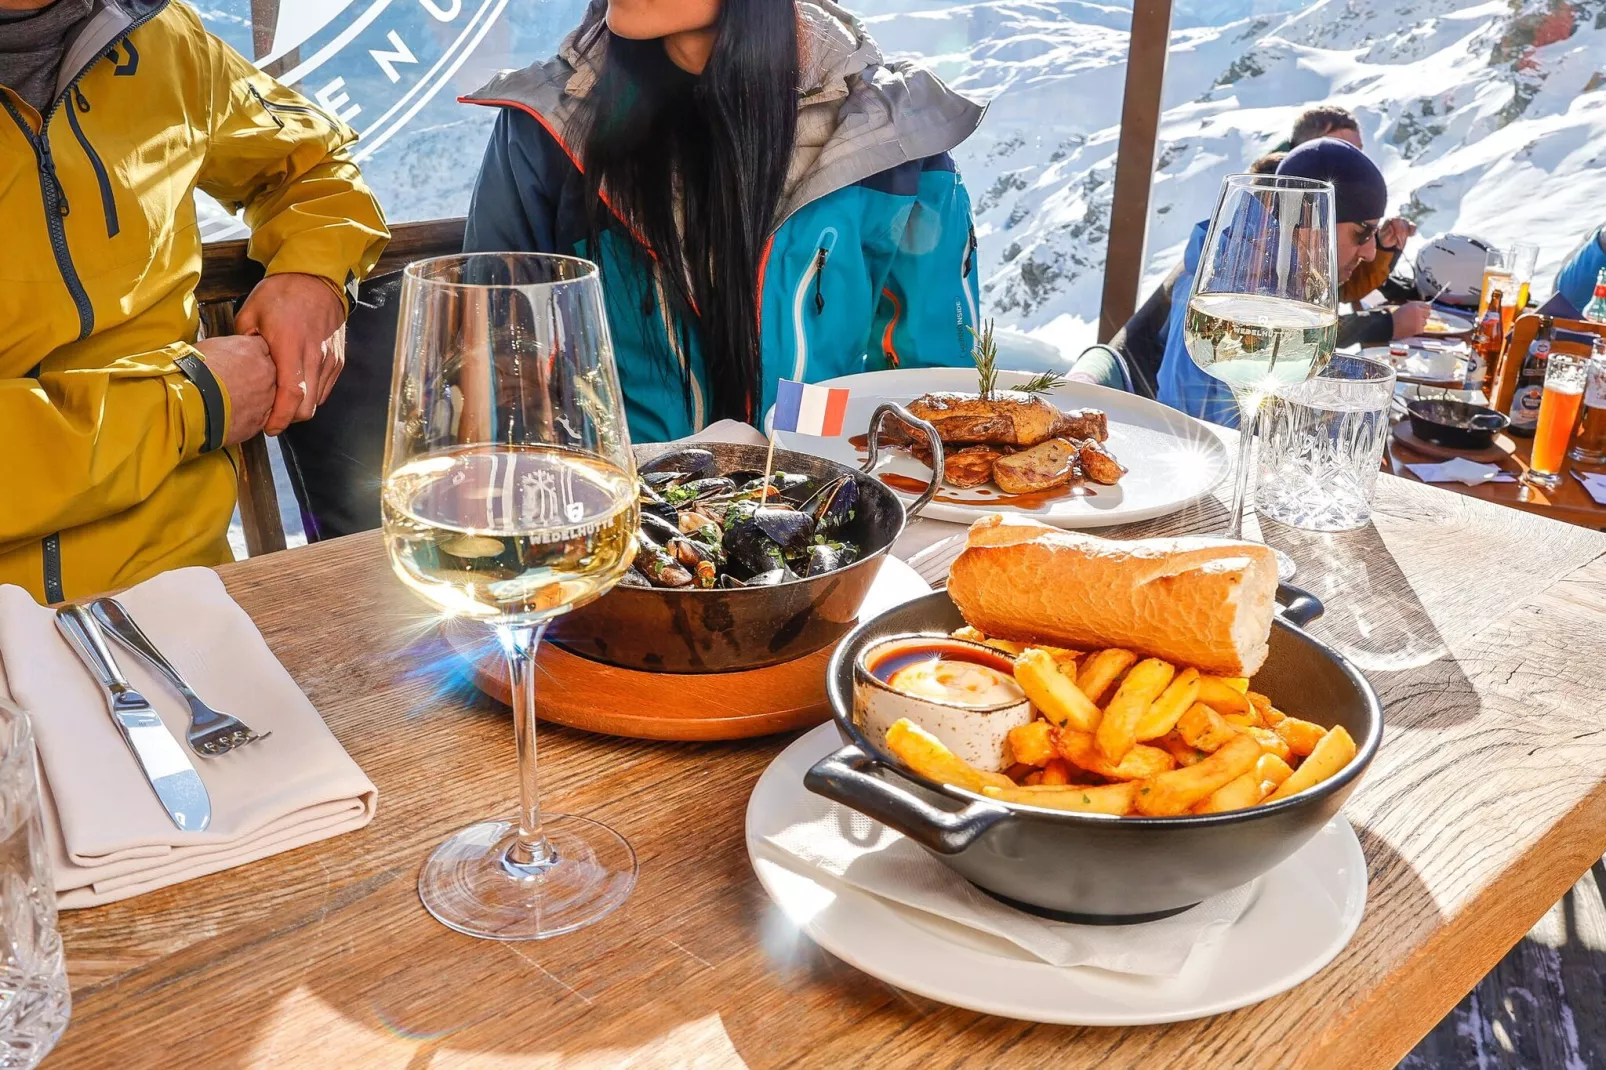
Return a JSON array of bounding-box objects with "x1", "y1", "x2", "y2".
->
[{"x1": 55, "y1": 604, "x2": 212, "y2": 832}]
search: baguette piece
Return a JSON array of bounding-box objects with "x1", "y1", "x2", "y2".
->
[{"x1": 947, "y1": 516, "x2": 1279, "y2": 676}]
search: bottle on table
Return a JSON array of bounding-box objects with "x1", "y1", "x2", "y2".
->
[
  {"x1": 1568, "y1": 335, "x2": 1606, "y2": 465},
  {"x1": 1505, "y1": 317, "x2": 1553, "y2": 436},
  {"x1": 1585, "y1": 268, "x2": 1606, "y2": 325},
  {"x1": 1471, "y1": 288, "x2": 1504, "y2": 392},
  {"x1": 1524, "y1": 348, "x2": 1589, "y2": 489}
]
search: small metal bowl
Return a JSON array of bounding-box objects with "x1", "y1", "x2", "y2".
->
[{"x1": 1406, "y1": 399, "x2": 1509, "y2": 451}]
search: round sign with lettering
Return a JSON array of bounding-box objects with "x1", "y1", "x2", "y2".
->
[{"x1": 252, "y1": 0, "x2": 508, "y2": 164}]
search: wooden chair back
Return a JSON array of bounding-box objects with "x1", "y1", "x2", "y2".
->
[{"x1": 196, "y1": 217, "x2": 467, "y2": 557}]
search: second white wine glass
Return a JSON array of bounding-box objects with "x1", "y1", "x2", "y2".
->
[
  {"x1": 1184, "y1": 174, "x2": 1340, "y2": 551},
  {"x1": 382, "y1": 253, "x2": 639, "y2": 941}
]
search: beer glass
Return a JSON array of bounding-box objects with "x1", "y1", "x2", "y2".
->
[
  {"x1": 1524, "y1": 349, "x2": 1588, "y2": 489},
  {"x1": 1568, "y1": 336, "x2": 1606, "y2": 464},
  {"x1": 382, "y1": 253, "x2": 639, "y2": 940},
  {"x1": 0, "y1": 701, "x2": 70, "y2": 1068},
  {"x1": 1184, "y1": 174, "x2": 1339, "y2": 557},
  {"x1": 1257, "y1": 355, "x2": 1396, "y2": 531}
]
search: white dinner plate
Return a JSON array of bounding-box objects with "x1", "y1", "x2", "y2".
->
[
  {"x1": 745, "y1": 722, "x2": 1368, "y2": 1026},
  {"x1": 1421, "y1": 309, "x2": 1476, "y2": 336},
  {"x1": 770, "y1": 369, "x2": 1231, "y2": 529}
]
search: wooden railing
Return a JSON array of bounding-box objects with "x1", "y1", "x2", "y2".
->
[{"x1": 199, "y1": 217, "x2": 466, "y2": 556}]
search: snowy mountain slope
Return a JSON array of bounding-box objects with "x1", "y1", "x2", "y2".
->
[{"x1": 865, "y1": 0, "x2": 1606, "y2": 350}]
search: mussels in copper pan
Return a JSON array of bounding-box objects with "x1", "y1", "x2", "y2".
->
[{"x1": 627, "y1": 468, "x2": 861, "y2": 588}]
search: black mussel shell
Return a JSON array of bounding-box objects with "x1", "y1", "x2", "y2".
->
[
  {"x1": 746, "y1": 568, "x2": 792, "y2": 586},
  {"x1": 805, "y1": 475, "x2": 859, "y2": 535},
  {"x1": 642, "y1": 471, "x2": 684, "y2": 491},
  {"x1": 641, "y1": 499, "x2": 679, "y2": 526},
  {"x1": 640, "y1": 512, "x2": 682, "y2": 547},
  {"x1": 717, "y1": 573, "x2": 747, "y2": 589},
  {"x1": 639, "y1": 448, "x2": 716, "y2": 482},
  {"x1": 634, "y1": 544, "x2": 694, "y2": 587},
  {"x1": 620, "y1": 566, "x2": 652, "y2": 588},
  {"x1": 724, "y1": 518, "x2": 791, "y2": 577},
  {"x1": 665, "y1": 476, "x2": 738, "y2": 506},
  {"x1": 750, "y1": 506, "x2": 815, "y2": 553},
  {"x1": 803, "y1": 542, "x2": 854, "y2": 577}
]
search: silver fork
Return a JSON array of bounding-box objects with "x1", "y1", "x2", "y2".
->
[{"x1": 89, "y1": 598, "x2": 270, "y2": 757}]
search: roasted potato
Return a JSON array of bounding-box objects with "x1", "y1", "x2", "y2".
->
[
  {"x1": 1076, "y1": 648, "x2": 1138, "y2": 706},
  {"x1": 992, "y1": 438, "x2": 1079, "y2": 495},
  {"x1": 1095, "y1": 658, "x2": 1176, "y2": 762},
  {"x1": 1006, "y1": 720, "x2": 1057, "y2": 767},
  {"x1": 1014, "y1": 649, "x2": 1102, "y2": 732},
  {"x1": 983, "y1": 781, "x2": 1137, "y2": 815},
  {"x1": 1076, "y1": 439, "x2": 1128, "y2": 485},
  {"x1": 1176, "y1": 702, "x2": 1239, "y2": 753},
  {"x1": 944, "y1": 445, "x2": 1007, "y2": 488},
  {"x1": 1265, "y1": 726, "x2": 1356, "y2": 802},
  {"x1": 1134, "y1": 733, "x2": 1262, "y2": 816},
  {"x1": 1039, "y1": 758, "x2": 1073, "y2": 786},
  {"x1": 885, "y1": 719, "x2": 1014, "y2": 794}
]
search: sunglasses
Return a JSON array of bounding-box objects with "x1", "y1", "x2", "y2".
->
[{"x1": 1351, "y1": 221, "x2": 1380, "y2": 245}]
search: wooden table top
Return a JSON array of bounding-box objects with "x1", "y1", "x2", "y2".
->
[
  {"x1": 52, "y1": 472, "x2": 1606, "y2": 1069},
  {"x1": 1388, "y1": 426, "x2": 1606, "y2": 531}
]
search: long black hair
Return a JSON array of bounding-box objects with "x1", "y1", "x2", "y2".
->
[{"x1": 577, "y1": 2, "x2": 800, "y2": 424}]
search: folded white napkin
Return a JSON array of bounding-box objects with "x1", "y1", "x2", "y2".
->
[
  {"x1": 1404, "y1": 457, "x2": 1516, "y2": 486},
  {"x1": 0, "y1": 568, "x2": 377, "y2": 908},
  {"x1": 1574, "y1": 471, "x2": 1606, "y2": 505},
  {"x1": 762, "y1": 791, "x2": 1255, "y2": 977}
]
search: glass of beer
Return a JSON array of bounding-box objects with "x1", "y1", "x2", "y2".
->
[
  {"x1": 1524, "y1": 348, "x2": 1588, "y2": 489},
  {"x1": 382, "y1": 253, "x2": 640, "y2": 940},
  {"x1": 1568, "y1": 335, "x2": 1606, "y2": 465}
]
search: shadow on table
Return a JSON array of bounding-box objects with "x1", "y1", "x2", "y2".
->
[{"x1": 1259, "y1": 521, "x2": 1481, "y2": 730}]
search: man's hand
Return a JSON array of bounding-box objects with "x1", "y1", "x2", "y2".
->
[
  {"x1": 194, "y1": 335, "x2": 276, "y2": 446},
  {"x1": 1391, "y1": 301, "x2": 1433, "y2": 340},
  {"x1": 235, "y1": 272, "x2": 347, "y2": 436},
  {"x1": 1379, "y1": 217, "x2": 1416, "y2": 252}
]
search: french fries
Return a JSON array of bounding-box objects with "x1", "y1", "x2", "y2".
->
[
  {"x1": 1193, "y1": 771, "x2": 1267, "y2": 814},
  {"x1": 983, "y1": 782, "x2": 1137, "y2": 815},
  {"x1": 1056, "y1": 729, "x2": 1175, "y2": 779},
  {"x1": 885, "y1": 719, "x2": 1014, "y2": 794},
  {"x1": 1134, "y1": 734, "x2": 1262, "y2": 816},
  {"x1": 1195, "y1": 676, "x2": 1251, "y2": 716},
  {"x1": 1265, "y1": 726, "x2": 1357, "y2": 802},
  {"x1": 1013, "y1": 649, "x2": 1103, "y2": 731},
  {"x1": 1007, "y1": 720, "x2": 1057, "y2": 767},
  {"x1": 1134, "y1": 667, "x2": 1200, "y2": 741},
  {"x1": 1274, "y1": 717, "x2": 1327, "y2": 757},
  {"x1": 918, "y1": 629, "x2": 1361, "y2": 818},
  {"x1": 1176, "y1": 702, "x2": 1239, "y2": 753},
  {"x1": 1076, "y1": 648, "x2": 1138, "y2": 706},
  {"x1": 1095, "y1": 658, "x2": 1175, "y2": 762}
]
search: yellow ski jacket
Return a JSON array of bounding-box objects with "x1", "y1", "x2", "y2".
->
[{"x1": 0, "y1": 0, "x2": 388, "y2": 603}]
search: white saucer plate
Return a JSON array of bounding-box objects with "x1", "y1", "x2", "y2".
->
[
  {"x1": 771, "y1": 369, "x2": 1231, "y2": 529},
  {"x1": 746, "y1": 722, "x2": 1367, "y2": 1026}
]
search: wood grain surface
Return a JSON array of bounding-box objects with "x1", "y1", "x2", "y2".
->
[
  {"x1": 50, "y1": 471, "x2": 1606, "y2": 1069},
  {"x1": 1388, "y1": 424, "x2": 1606, "y2": 531}
]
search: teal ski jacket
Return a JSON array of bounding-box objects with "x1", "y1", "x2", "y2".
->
[{"x1": 462, "y1": 0, "x2": 985, "y2": 442}]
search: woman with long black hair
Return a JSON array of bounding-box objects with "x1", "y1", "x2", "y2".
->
[{"x1": 462, "y1": 0, "x2": 984, "y2": 441}]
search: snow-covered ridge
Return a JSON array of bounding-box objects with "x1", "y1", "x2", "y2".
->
[{"x1": 862, "y1": 0, "x2": 1606, "y2": 350}]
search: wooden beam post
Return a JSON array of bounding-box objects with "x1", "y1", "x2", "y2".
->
[{"x1": 1098, "y1": 0, "x2": 1175, "y2": 343}]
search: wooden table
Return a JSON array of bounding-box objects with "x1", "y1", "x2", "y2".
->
[
  {"x1": 52, "y1": 473, "x2": 1606, "y2": 1068},
  {"x1": 1388, "y1": 426, "x2": 1606, "y2": 530}
]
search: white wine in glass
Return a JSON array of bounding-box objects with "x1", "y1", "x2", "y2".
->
[
  {"x1": 382, "y1": 253, "x2": 639, "y2": 941},
  {"x1": 1184, "y1": 175, "x2": 1340, "y2": 547}
]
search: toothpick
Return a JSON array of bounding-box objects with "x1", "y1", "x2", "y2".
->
[{"x1": 760, "y1": 429, "x2": 779, "y2": 505}]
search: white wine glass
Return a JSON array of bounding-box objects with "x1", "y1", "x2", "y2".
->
[
  {"x1": 1185, "y1": 174, "x2": 1340, "y2": 553},
  {"x1": 382, "y1": 253, "x2": 639, "y2": 941}
]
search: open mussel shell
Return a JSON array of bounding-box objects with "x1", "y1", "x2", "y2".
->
[
  {"x1": 664, "y1": 476, "x2": 738, "y2": 506},
  {"x1": 804, "y1": 475, "x2": 859, "y2": 535},
  {"x1": 802, "y1": 541, "x2": 859, "y2": 577}
]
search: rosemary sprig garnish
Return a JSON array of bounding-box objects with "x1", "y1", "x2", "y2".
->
[
  {"x1": 971, "y1": 318, "x2": 999, "y2": 400},
  {"x1": 1017, "y1": 371, "x2": 1069, "y2": 395}
]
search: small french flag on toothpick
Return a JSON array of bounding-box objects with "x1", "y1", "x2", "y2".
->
[{"x1": 773, "y1": 379, "x2": 850, "y2": 438}]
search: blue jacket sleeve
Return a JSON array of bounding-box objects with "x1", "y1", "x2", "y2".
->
[
  {"x1": 1155, "y1": 224, "x2": 1240, "y2": 427},
  {"x1": 463, "y1": 108, "x2": 559, "y2": 254},
  {"x1": 1556, "y1": 227, "x2": 1606, "y2": 312},
  {"x1": 870, "y1": 159, "x2": 980, "y2": 369}
]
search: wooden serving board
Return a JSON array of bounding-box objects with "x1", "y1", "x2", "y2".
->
[
  {"x1": 442, "y1": 557, "x2": 931, "y2": 740},
  {"x1": 1392, "y1": 422, "x2": 1516, "y2": 463}
]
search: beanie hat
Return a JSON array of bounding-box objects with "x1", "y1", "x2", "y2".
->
[{"x1": 1275, "y1": 138, "x2": 1387, "y2": 225}]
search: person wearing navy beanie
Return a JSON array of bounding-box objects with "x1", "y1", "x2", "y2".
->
[{"x1": 1150, "y1": 137, "x2": 1431, "y2": 425}]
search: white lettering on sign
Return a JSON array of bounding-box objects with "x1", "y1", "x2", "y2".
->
[
  {"x1": 315, "y1": 76, "x2": 362, "y2": 122},
  {"x1": 418, "y1": 0, "x2": 462, "y2": 20},
  {"x1": 369, "y1": 30, "x2": 419, "y2": 84}
]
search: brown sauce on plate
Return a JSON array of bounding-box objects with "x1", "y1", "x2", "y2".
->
[{"x1": 868, "y1": 638, "x2": 1017, "y2": 682}]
